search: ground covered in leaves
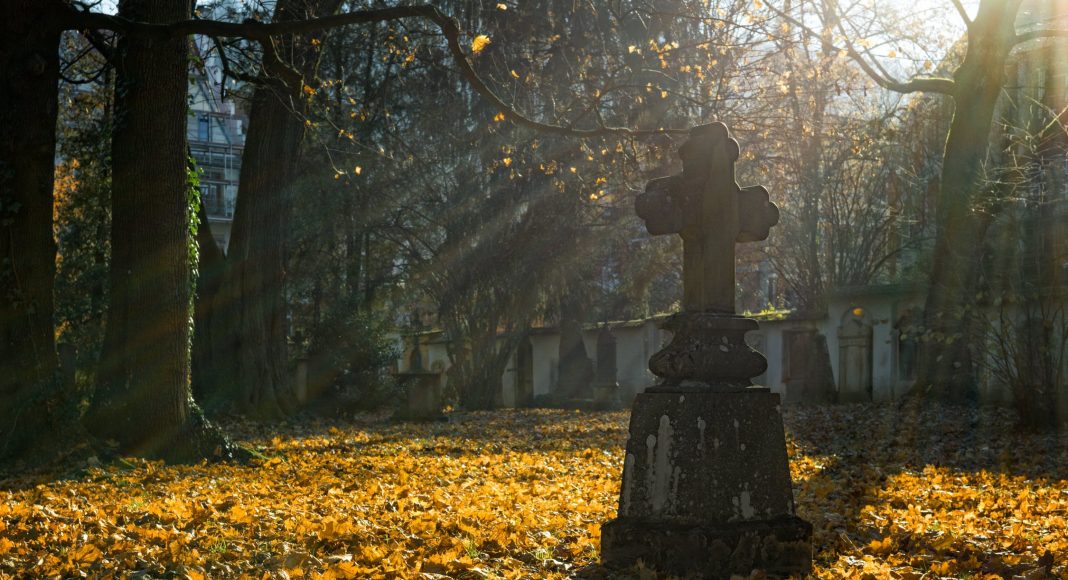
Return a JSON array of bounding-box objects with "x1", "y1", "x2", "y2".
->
[{"x1": 2, "y1": 403, "x2": 1068, "y2": 578}]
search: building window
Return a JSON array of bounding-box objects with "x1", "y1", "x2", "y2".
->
[{"x1": 197, "y1": 117, "x2": 210, "y2": 141}]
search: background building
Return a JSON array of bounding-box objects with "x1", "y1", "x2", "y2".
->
[{"x1": 187, "y1": 36, "x2": 247, "y2": 253}]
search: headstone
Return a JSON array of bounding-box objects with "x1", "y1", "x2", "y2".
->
[
  {"x1": 395, "y1": 334, "x2": 445, "y2": 421},
  {"x1": 294, "y1": 355, "x2": 309, "y2": 404},
  {"x1": 782, "y1": 330, "x2": 835, "y2": 404},
  {"x1": 806, "y1": 333, "x2": 837, "y2": 404},
  {"x1": 592, "y1": 324, "x2": 622, "y2": 410},
  {"x1": 394, "y1": 370, "x2": 445, "y2": 421},
  {"x1": 515, "y1": 336, "x2": 535, "y2": 407},
  {"x1": 601, "y1": 123, "x2": 812, "y2": 578},
  {"x1": 555, "y1": 316, "x2": 594, "y2": 404},
  {"x1": 408, "y1": 335, "x2": 425, "y2": 372}
]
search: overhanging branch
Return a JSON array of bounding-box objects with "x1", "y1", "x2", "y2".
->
[
  {"x1": 61, "y1": 3, "x2": 688, "y2": 138},
  {"x1": 949, "y1": 0, "x2": 972, "y2": 27},
  {"x1": 763, "y1": 1, "x2": 956, "y2": 96},
  {"x1": 1015, "y1": 28, "x2": 1068, "y2": 45}
]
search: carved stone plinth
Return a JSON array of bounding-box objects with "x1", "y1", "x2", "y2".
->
[
  {"x1": 648, "y1": 313, "x2": 767, "y2": 388},
  {"x1": 601, "y1": 389, "x2": 812, "y2": 576},
  {"x1": 601, "y1": 516, "x2": 812, "y2": 578}
]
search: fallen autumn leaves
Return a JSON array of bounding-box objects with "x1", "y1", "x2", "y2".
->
[{"x1": 1, "y1": 403, "x2": 1067, "y2": 578}]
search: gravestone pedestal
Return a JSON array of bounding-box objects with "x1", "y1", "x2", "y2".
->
[{"x1": 601, "y1": 388, "x2": 811, "y2": 577}]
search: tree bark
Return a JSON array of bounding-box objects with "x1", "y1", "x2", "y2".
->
[
  {"x1": 196, "y1": 0, "x2": 342, "y2": 419},
  {"x1": 0, "y1": 1, "x2": 70, "y2": 464},
  {"x1": 86, "y1": 0, "x2": 229, "y2": 461},
  {"x1": 918, "y1": 0, "x2": 1019, "y2": 401},
  {"x1": 191, "y1": 200, "x2": 226, "y2": 409}
]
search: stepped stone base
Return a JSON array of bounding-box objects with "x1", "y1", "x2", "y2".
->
[
  {"x1": 601, "y1": 515, "x2": 812, "y2": 578},
  {"x1": 600, "y1": 388, "x2": 811, "y2": 577}
]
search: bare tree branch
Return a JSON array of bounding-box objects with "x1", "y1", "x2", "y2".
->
[
  {"x1": 1014, "y1": 28, "x2": 1068, "y2": 46},
  {"x1": 79, "y1": 29, "x2": 115, "y2": 63},
  {"x1": 208, "y1": 36, "x2": 260, "y2": 89},
  {"x1": 949, "y1": 0, "x2": 972, "y2": 27},
  {"x1": 763, "y1": 1, "x2": 956, "y2": 96},
  {"x1": 60, "y1": 3, "x2": 689, "y2": 137}
]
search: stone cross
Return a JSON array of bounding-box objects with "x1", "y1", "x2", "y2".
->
[
  {"x1": 602, "y1": 123, "x2": 811, "y2": 577},
  {"x1": 636, "y1": 123, "x2": 778, "y2": 314}
]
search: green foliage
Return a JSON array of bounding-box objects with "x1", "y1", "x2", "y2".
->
[
  {"x1": 186, "y1": 155, "x2": 202, "y2": 277},
  {"x1": 186, "y1": 155, "x2": 203, "y2": 356},
  {"x1": 285, "y1": 168, "x2": 400, "y2": 409},
  {"x1": 53, "y1": 43, "x2": 113, "y2": 374},
  {"x1": 303, "y1": 303, "x2": 399, "y2": 411}
]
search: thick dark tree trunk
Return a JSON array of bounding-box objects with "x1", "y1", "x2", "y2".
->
[
  {"x1": 196, "y1": 0, "x2": 341, "y2": 419},
  {"x1": 191, "y1": 201, "x2": 227, "y2": 409},
  {"x1": 0, "y1": 2, "x2": 71, "y2": 464},
  {"x1": 918, "y1": 0, "x2": 1018, "y2": 402},
  {"x1": 86, "y1": 0, "x2": 230, "y2": 461}
]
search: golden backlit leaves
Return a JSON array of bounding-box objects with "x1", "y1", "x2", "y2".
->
[
  {"x1": 471, "y1": 34, "x2": 492, "y2": 55},
  {"x1": 0, "y1": 412, "x2": 620, "y2": 579},
  {"x1": 2, "y1": 405, "x2": 1068, "y2": 578}
]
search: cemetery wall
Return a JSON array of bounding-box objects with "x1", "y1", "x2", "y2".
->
[{"x1": 392, "y1": 285, "x2": 1068, "y2": 408}]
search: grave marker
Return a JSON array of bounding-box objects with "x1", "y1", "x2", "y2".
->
[{"x1": 601, "y1": 123, "x2": 812, "y2": 577}]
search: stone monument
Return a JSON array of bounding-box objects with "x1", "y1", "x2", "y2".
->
[
  {"x1": 600, "y1": 123, "x2": 812, "y2": 577},
  {"x1": 394, "y1": 335, "x2": 446, "y2": 421},
  {"x1": 592, "y1": 324, "x2": 622, "y2": 410},
  {"x1": 555, "y1": 315, "x2": 594, "y2": 404}
]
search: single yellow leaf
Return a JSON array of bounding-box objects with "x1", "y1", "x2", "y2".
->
[{"x1": 471, "y1": 35, "x2": 491, "y2": 54}]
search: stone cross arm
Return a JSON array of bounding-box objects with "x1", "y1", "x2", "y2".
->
[
  {"x1": 636, "y1": 178, "x2": 777, "y2": 243},
  {"x1": 634, "y1": 122, "x2": 778, "y2": 313}
]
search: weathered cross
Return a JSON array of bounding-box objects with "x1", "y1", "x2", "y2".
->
[{"x1": 636, "y1": 122, "x2": 778, "y2": 314}]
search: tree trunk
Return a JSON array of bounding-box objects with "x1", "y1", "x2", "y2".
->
[
  {"x1": 86, "y1": 0, "x2": 229, "y2": 461},
  {"x1": 0, "y1": 2, "x2": 70, "y2": 464},
  {"x1": 191, "y1": 200, "x2": 227, "y2": 409},
  {"x1": 196, "y1": 0, "x2": 341, "y2": 419},
  {"x1": 918, "y1": 0, "x2": 1019, "y2": 401}
]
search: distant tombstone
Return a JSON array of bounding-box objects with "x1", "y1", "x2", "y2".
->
[
  {"x1": 807, "y1": 333, "x2": 837, "y2": 403},
  {"x1": 408, "y1": 335, "x2": 425, "y2": 372},
  {"x1": 600, "y1": 123, "x2": 811, "y2": 577},
  {"x1": 395, "y1": 335, "x2": 445, "y2": 421},
  {"x1": 555, "y1": 316, "x2": 594, "y2": 403},
  {"x1": 592, "y1": 325, "x2": 621, "y2": 410},
  {"x1": 294, "y1": 355, "x2": 309, "y2": 404},
  {"x1": 894, "y1": 309, "x2": 919, "y2": 384},
  {"x1": 838, "y1": 307, "x2": 873, "y2": 402},
  {"x1": 394, "y1": 370, "x2": 445, "y2": 421},
  {"x1": 782, "y1": 330, "x2": 836, "y2": 405},
  {"x1": 515, "y1": 336, "x2": 535, "y2": 407}
]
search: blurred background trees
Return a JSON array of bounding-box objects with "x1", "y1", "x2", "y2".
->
[{"x1": 3, "y1": 0, "x2": 1067, "y2": 467}]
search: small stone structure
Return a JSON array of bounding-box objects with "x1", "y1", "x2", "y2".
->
[
  {"x1": 592, "y1": 325, "x2": 621, "y2": 410},
  {"x1": 294, "y1": 356, "x2": 309, "y2": 404},
  {"x1": 555, "y1": 316, "x2": 594, "y2": 404},
  {"x1": 394, "y1": 335, "x2": 445, "y2": 421},
  {"x1": 600, "y1": 123, "x2": 812, "y2": 577}
]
